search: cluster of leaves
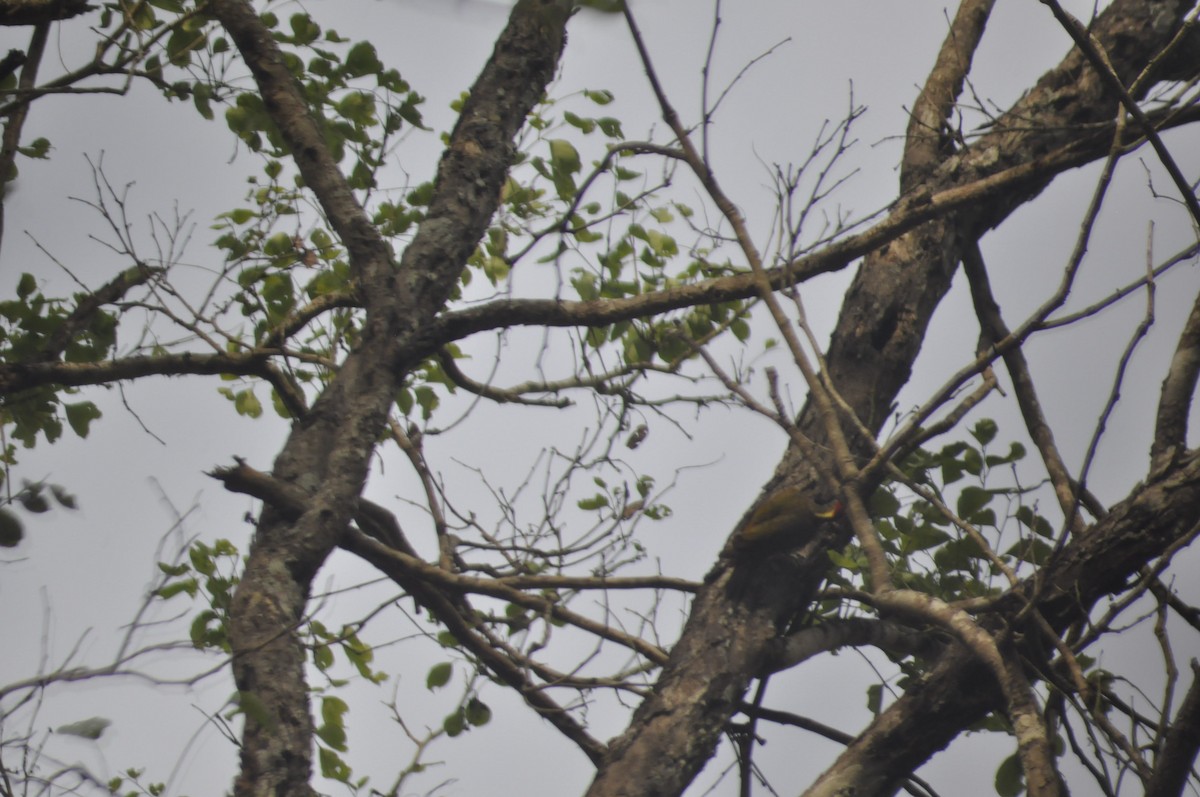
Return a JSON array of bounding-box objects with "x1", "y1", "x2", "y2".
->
[
  {"x1": 0, "y1": 274, "x2": 108, "y2": 451},
  {"x1": 203, "y1": 46, "x2": 753, "y2": 433},
  {"x1": 105, "y1": 767, "x2": 171, "y2": 797},
  {"x1": 1, "y1": 130, "x2": 51, "y2": 184},
  {"x1": 213, "y1": 171, "x2": 346, "y2": 325},
  {"x1": 13, "y1": 5, "x2": 429, "y2": 426},
  {"x1": 154, "y1": 537, "x2": 392, "y2": 786},
  {"x1": 0, "y1": 479, "x2": 78, "y2": 548},
  {"x1": 198, "y1": 11, "x2": 436, "y2": 421},
  {"x1": 84, "y1": 2, "x2": 425, "y2": 180},
  {"x1": 225, "y1": 11, "x2": 425, "y2": 189},
  {"x1": 826, "y1": 418, "x2": 1054, "y2": 605},
  {"x1": 515, "y1": 90, "x2": 757, "y2": 366},
  {"x1": 823, "y1": 418, "x2": 1102, "y2": 797},
  {"x1": 155, "y1": 538, "x2": 242, "y2": 650},
  {"x1": 313, "y1": 694, "x2": 358, "y2": 785},
  {"x1": 425, "y1": 659, "x2": 493, "y2": 739},
  {"x1": 0, "y1": 281, "x2": 101, "y2": 541}
]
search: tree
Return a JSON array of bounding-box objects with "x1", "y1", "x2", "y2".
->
[{"x1": 2, "y1": 1, "x2": 1200, "y2": 796}]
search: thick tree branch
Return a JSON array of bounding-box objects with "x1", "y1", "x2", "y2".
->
[
  {"x1": 207, "y1": 3, "x2": 572, "y2": 795},
  {"x1": 1152, "y1": 289, "x2": 1200, "y2": 474},
  {"x1": 36, "y1": 264, "x2": 161, "y2": 361},
  {"x1": 210, "y1": 0, "x2": 393, "y2": 292},
  {"x1": 433, "y1": 135, "x2": 1115, "y2": 345},
  {"x1": 1145, "y1": 659, "x2": 1200, "y2": 797},
  {"x1": 1039, "y1": 0, "x2": 1200, "y2": 228},
  {"x1": 0, "y1": 0, "x2": 89, "y2": 26},
  {"x1": 803, "y1": 449, "x2": 1200, "y2": 797},
  {"x1": 902, "y1": 0, "x2": 995, "y2": 189},
  {"x1": 764, "y1": 617, "x2": 945, "y2": 674},
  {"x1": 0, "y1": 349, "x2": 306, "y2": 414},
  {"x1": 0, "y1": 18, "x2": 46, "y2": 252}
]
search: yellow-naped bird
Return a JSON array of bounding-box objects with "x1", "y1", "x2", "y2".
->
[{"x1": 733, "y1": 488, "x2": 842, "y2": 551}]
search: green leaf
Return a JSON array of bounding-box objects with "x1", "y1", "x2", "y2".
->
[
  {"x1": 900, "y1": 523, "x2": 951, "y2": 553},
  {"x1": 443, "y1": 709, "x2": 465, "y2": 737},
  {"x1": 17, "y1": 137, "x2": 50, "y2": 159},
  {"x1": 986, "y1": 441, "x2": 1027, "y2": 466},
  {"x1": 288, "y1": 13, "x2": 321, "y2": 44},
  {"x1": 64, "y1": 401, "x2": 102, "y2": 438},
  {"x1": 868, "y1": 488, "x2": 901, "y2": 518},
  {"x1": 414, "y1": 385, "x2": 439, "y2": 421},
  {"x1": 866, "y1": 683, "x2": 883, "y2": 715},
  {"x1": 318, "y1": 747, "x2": 351, "y2": 782},
  {"x1": 316, "y1": 721, "x2": 346, "y2": 752},
  {"x1": 596, "y1": 116, "x2": 623, "y2": 137},
  {"x1": 644, "y1": 229, "x2": 676, "y2": 256},
  {"x1": 577, "y1": 494, "x2": 609, "y2": 511},
  {"x1": 190, "y1": 608, "x2": 229, "y2": 652},
  {"x1": 426, "y1": 661, "x2": 453, "y2": 690},
  {"x1": 970, "y1": 418, "x2": 998, "y2": 446},
  {"x1": 994, "y1": 752, "x2": 1024, "y2": 797},
  {"x1": 189, "y1": 543, "x2": 216, "y2": 576},
  {"x1": 56, "y1": 717, "x2": 112, "y2": 740},
  {"x1": 262, "y1": 231, "x2": 293, "y2": 256},
  {"x1": 0, "y1": 508, "x2": 23, "y2": 547},
  {"x1": 563, "y1": 111, "x2": 595, "y2": 133},
  {"x1": 1004, "y1": 537, "x2": 1053, "y2": 566},
  {"x1": 1016, "y1": 506, "x2": 1054, "y2": 538},
  {"x1": 19, "y1": 488, "x2": 49, "y2": 513},
  {"x1": 192, "y1": 82, "x2": 214, "y2": 119},
  {"x1": 154, "y1": 578, "x2": 198, "y2": 600},
  {"x1": 464, "y1": 697, "x2": 492, "y2": 727},
  {"x1": 317, "y1": 696, "x2": 349, "y2": 751},
  {"x1": 223, "y1": 208, "x2": 256, "y2": 225},
  {"x1": 345, "y1": 41, "x2": 382, "y2": 77},
  {"x1": 584, "y1": 89, "x2": 615, "y2": 105},
  {"x1": 826, "y1": 548, "x2": 860, "y2": 571},
  {"x1": 16, "y1": 272, "x2": 36, "y2": 299},
  {"x1": 157, "y1": 561, "x2": 189, "y2": 576},
  {"x1": 234, "y1": 390, "x2": 263, "y2": 418},
  {"x1": 50, "y1": 484, "x2": 77, "y2": 509},
  {"x1": 956, "y1": 486, "x2": 991, "y2": 519},
  {"x1": 548, "y1": 139, "x2": 581, "y2": 174},
  {"x1": 341, "y1": 630, "x2": 386, "y2": 683}
]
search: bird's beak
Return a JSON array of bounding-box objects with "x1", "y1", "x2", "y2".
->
[{"x1": 816, "y1": 500, "x2": 843, "y2": 519}]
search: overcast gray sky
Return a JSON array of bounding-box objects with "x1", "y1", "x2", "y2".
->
[{"x1": 3, "y1": 1, "x2": 1198, "y2": 795}]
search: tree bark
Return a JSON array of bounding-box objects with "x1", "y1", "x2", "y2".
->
[{"x1": 210, "y1": 2, "x2": 571, "y2": 795}]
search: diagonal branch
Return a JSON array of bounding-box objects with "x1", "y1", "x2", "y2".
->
[
  {"x1": 1152, "y1": 289, "x2": 1200, "y2": 474},
  {"x1": 902, "y1": 0, "x2": 996, "y2": 189},
  {"x1": 961, "y1": 243, "x2": 1086, "y2": 533},
  {"x1": 1145, "y1": 659, "x2": 1200, "y2": 797},
  {"x1": 209, "y1": 457, "x2": 610, "y2": 764},
  {"x1": 210, "y1": 0, "x2": 393, "y2": 291},
  {"x1": 802, "y1": 449, "x2": 1200, "y2": 797},
  {"x1": 1039, "y1": 0, "x2": 1200, "y2": 228}
]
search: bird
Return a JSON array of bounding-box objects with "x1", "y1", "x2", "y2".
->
[{"x1": 732, "y1": 488, "x2": 843, "y2": 552}]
